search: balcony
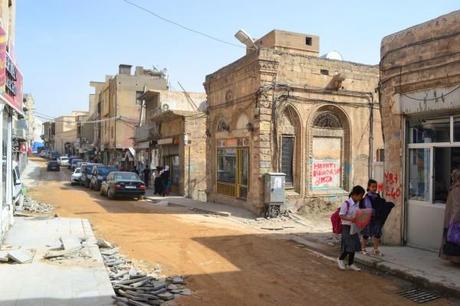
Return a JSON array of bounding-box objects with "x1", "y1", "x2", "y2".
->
[{"x1": 134, "y1": 124, "x2": 159, "y2": 142}]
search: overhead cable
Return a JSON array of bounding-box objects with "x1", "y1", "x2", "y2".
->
[{"x1": 122, "y1": 0, "x2": 244, "y2": 49}]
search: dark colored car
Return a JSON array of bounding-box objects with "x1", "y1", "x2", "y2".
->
[
  {"x1": 47, "y1": 160, "x2": 60, "y2": 171},
  {"x1": 100, "y1": 171, "x2": 145, "y2": 200},
  {"x1": 70, "y1": 159, "x2": 83, "y2": 171},
  {"x1": 80, "y1": 162, "x2": 102, "y2": 187},
  {"x1": 50, "y1": 152, "x2": 60, "y2": 160},
  {"x1": 89, "y1": 165, "x2": 117, "y2": 191},
  {"x1": 68, "y1": 156, "x2": 80, "y2": 168}
]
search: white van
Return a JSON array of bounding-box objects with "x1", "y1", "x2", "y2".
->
[
  {"x1": 12, "y1": 161, "x2": 23, "y2": 209},
  {"x1": 58, "y1": 156, "x2": 70, "y2": 167}
]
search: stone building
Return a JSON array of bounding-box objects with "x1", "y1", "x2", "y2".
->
[
  {"x1": 54, "y1": 111, "x2": 88, "y2": 155},
  {"x1": 204, "y1": 30, "x2": 382, "y2": 215},
  {"x1": 42, "y1": 121, "x2": 55, "y2": 150},
  {"x1": 380, "y1": 11, "x2": 460, "y2": 250},
  {"x1": 94, "y1": 65, "x2": 168, "y2": 168},
  {"x1": 135, "y1": 89, "x2": 207, "y2": 200}
]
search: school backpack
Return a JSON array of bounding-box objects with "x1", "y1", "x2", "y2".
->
[{"x1": 331, "y1": 201, "x2": 350, "y2": 234}]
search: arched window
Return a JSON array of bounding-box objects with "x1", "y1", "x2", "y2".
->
[
  {"x1": 313, "y1": 111, "x2": 342, "y2": 129},
  {"x1": 278, "y1": 106, "x2": 301, "y2": 192},
  {"x1": 217, "y1": 120, "x2": 229, "y2": 132},
  {"x1": 236, "y1": 113, "x2": 249, "y2": 130},
  {"x1": 310, "y1": 107, "x2": 349, "y2": 193}
]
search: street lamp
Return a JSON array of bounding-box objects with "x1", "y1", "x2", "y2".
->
[{"x1": 234, "y1": 29, "x2": 257, "y2": 50}]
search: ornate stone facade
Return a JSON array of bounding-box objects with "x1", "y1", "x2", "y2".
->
[{"x1": 204, "y1": 30, "x2": 381, "y2": 215}]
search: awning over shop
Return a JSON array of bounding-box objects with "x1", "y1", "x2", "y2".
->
[{"x1": 135, "y1": 141, "x2": 150, "y2": 149}]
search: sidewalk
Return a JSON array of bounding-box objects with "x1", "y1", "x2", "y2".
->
[
  {"x1": 144, "y1": 188, "x2": 256, "y2": 220},
  {"x1": 356, "y1": 246, "x2": 460, "y2": 296},
  {"x1": 145, "y1": 192, "x2": 460, "y2": 297},
  {"x1": 0, "y1": 217, "x2": 114, "y2": 306}
]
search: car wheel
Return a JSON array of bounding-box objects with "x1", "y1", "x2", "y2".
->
[{"x1": 107, "y1": 188, "x2": 115, "y2": 200}]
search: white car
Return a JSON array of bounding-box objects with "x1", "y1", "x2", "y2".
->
[
  {"x1": 58, "y1": 156, "x2": 70, "y2": 167},
  {"x1": 71, "y1": 167, "x2": 82, "y2": 185}
]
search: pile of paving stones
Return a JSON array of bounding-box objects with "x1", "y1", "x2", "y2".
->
[
  {"x1": 21, "y1": 196, "x2": 54, "y2": 214},
  {"x1": 97, "y1": 240, "x2": 191, "y2": 306}
]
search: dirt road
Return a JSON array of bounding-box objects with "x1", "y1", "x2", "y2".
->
[{"x1": 28, "y1": 158, "x2": 450, "y2": 306}]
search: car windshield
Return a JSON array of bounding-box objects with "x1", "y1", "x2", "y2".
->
[
  {"x1": 114, "y1": 173, "x2": 140, "y2": 181},
  {"x1": 72, "y1": 159, "x2": 82, "y2": 164},
  {"x1": 74, "y1": 168, "x2": 81, "y2": 173}
]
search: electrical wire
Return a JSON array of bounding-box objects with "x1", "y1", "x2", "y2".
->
[
  {"x1": 122, "y1": 0, "x2": 244, "y2": 49},
  {"x1": 400, "y1": 85, "x2": 460, "y2": 102},
  {"x1": 35, "y1": 114, "x2": 120, "y2": 124}
]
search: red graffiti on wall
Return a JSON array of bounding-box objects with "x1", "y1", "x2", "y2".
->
[
  {"x1": 312, "y1": 161, "x2": 341, "y2": 187},
  {"x1": 384, "y1": 171, "x2": 401, "y2": 199}
]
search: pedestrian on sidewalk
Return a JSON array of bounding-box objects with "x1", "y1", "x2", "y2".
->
[
  {"x1": 160, "y1": 165, "x2": 171, "y2": 196},
  {"x1": 440, "y1": 169, "x2": 460, "y2": 264},
  {"x1": 143, "y1": 165, "x2": 151, "y2": 188},
  {"x1": 337, "y1": 185, "x2": 365, "y2": 271},
  {"x1": 154, "y1": 166, "x2": 163, "y2": 195},
  {"x1": 360, "y1": 179, "x2": 384, "y2": 256}
]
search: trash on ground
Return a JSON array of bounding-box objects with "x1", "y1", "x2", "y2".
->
[{"x1": 99, "y1": 240, "x2": 192, "y2": 305}]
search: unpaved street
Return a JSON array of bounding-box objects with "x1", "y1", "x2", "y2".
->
[{"x1": 28, "y1": 158, "x2": 450, "y2": 306}]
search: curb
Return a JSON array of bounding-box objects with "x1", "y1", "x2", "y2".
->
[
  {"x1": 290, "y1": 235, "x2": 460, "y2": 299},
  {"x1": 356, "y1": 256, "x2": 460, "y2": 299},
  {"x1": 145, "y1": 197, "x2": 232, "y2": 217}
]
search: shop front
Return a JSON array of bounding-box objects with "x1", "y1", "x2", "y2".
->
[
  {"x1": 0, "y1": 26, "x2": 23, "y2": 240},
  {"x1": 158, "y1": 137, "x2": 180, "y2": 194},
  {"x1": 216, "y1": 137, "x2": 249, "y2": 200},
  {"x1": 405, "y1": 114, "x2": 460, "y2": 250}
]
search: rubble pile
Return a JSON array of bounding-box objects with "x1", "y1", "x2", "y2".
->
[
  {"x1": 21, "y1": 196, "x2": 54, "y2": 214},
  {"x1": 97, "y1": 240, "x2": 191, "y2": 306}
]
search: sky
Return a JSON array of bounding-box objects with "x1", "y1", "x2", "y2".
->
[{"x1": 15, "y1": 0, "x2": 459, "y2": 118}]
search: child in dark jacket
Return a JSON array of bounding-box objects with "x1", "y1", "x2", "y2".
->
[{"x1": 360, "y1": 179, "x2": 384, "y2": 256}]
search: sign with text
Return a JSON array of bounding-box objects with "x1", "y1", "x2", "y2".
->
[
  {"x1": 0, "y1": 26, "x2": 23, "y2": 114},
  {"x1": 311, "y1": 159, "x2": 341, "y2": 190}
]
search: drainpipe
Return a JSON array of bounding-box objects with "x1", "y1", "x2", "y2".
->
[{"x1": 368, "y1": 92, "x2": 374, "y2": 180}]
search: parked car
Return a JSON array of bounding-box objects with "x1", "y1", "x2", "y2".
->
[
  {"x1": 70, "y1": 167, "x2": 82, "y2": 185},
  {"x1": 39, "y1": 150, "x2": 48, "y2": 158},
  {"x1": 89, "y1": 165, "x2": 117, "y2": 191},
  {"x1": 100, "y1": 171, "x2": 145, "y2": 200},
  {"x1": 70, "y1": 159, "x2": 83, "y2": 171},
  {"x1": 58, "y1": 156, "x2": 70, "y2": 167},
  {"x1": 50, "y1": 152, "x2": 60, "y2": 160},
  {"x1": 47, "y1": 160, "x2": 60, "y2": 171},
  {"x1": 67, "y1": 156, "x2": 80, "y2": 168},
  {"x1": 80, "y1": 162, "x2": 103, "y2": 187}
]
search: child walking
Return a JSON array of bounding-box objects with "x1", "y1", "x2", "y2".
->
[
  {"x1": 361, "y1": 179, "x2": 384, "y2": 256},
  {"x1": 337, "y1": 185, "x2": 365, "y2": 271}
]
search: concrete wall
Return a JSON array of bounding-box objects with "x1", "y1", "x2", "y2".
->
[{"x1": 379, "y1": 10, "x2": 460, "y2": 245}]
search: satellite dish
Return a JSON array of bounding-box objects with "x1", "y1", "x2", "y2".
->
[
  {"x1": 321, "y1": 51, "x2": 343, "y2": 61},
  {"x1": 162, "y1": 104, "x2": 170, "y2": 111}
]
